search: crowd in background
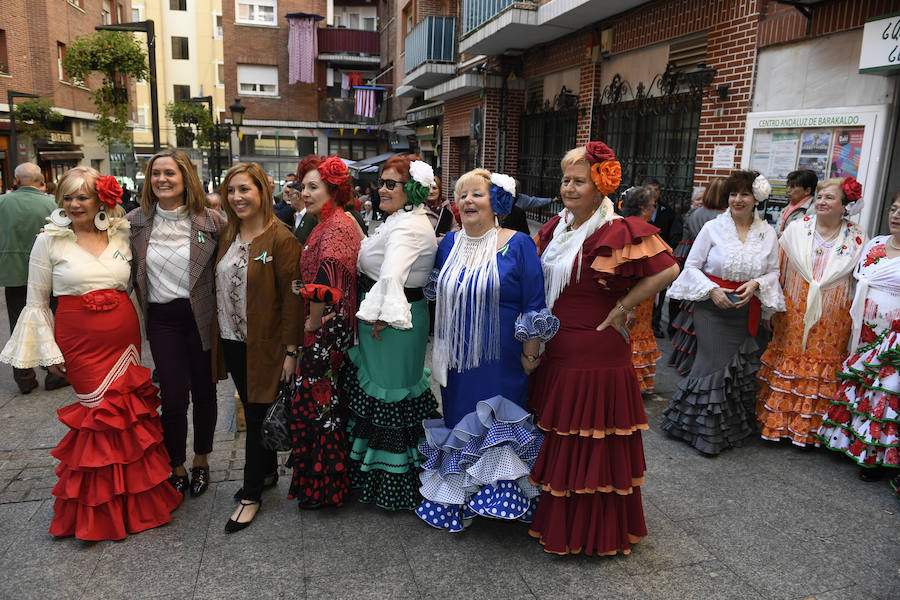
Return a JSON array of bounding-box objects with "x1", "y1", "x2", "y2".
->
[{"x1": 0, "y1": 145, "x2": 896, "y2": 553}]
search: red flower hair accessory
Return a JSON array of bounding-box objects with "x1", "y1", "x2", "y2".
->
[
  {"x1": 583, "y1": 141, "x2": 621, "y2": 197},
  {"x1": 840, "y1": 176, "x2": 862, "y2": 202},
  {"x1": 317, "y1": 156, "x2": 349, "y2": 187},
  {"x1": 585, "y1": 141, "x2": 616, "y2": 164},
  {"x1": 96, "y1": 175, "x2": 123, "y2": 209}
]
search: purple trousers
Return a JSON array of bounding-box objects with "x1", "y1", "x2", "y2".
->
[{"x1": 147, "y1": 299, "x2": 217, "y2": 468}]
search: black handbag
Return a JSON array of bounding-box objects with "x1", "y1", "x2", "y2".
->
[{"x1": 261, "y1": 380, "x2": 293, "y2": 452}]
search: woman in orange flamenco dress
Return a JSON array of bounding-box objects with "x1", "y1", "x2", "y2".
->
[
  {"x1": 0, "y1": 167, "x2": 180, "y2": 541},
  {"x1": 620, "y1": 186, "x2": 665, "y2": 393},
  {"x1": 757, "y1": 177, "x2": 867, "y2": 447}
]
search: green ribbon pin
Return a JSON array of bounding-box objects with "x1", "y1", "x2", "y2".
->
[
  {"x1": 253, "y1": 251, "x2": 271, "y2": 263},
  {"x1": 198, "y1": 231, "x2": 206, "y2": 244}
]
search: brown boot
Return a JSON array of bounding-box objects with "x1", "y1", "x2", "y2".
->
[
  {"x1": 234, "y1": 390, "x2": 246, "y2": 432},
  {"x1": 13, "y1": 368, "x2": 38, "y2": 394},
  {"x1": 45, "y1": 372, "x2": 71, "y2": 391}
]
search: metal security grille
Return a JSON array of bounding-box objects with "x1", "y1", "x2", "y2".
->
[
  {"x1": 590, "y1": 66, "x2": 703, "y2": 212},
  {"x1": 516, "y1": 87, "x2": 578, "y2": 218}
]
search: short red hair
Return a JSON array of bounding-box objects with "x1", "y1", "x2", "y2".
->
[
  {"x1": 381, "y1": 154, "x2": 422, "y2": 182},
  {"x1": 296, "y1": 154, "x2": 353, "y2": 210}
]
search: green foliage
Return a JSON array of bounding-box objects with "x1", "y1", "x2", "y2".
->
[
  {"x1": 61, "y1": 31, "x2": 148, "y2": 147},
  {"x1": 11, "y1": 99, "x2": 64, "y2": 139},
  {"x1": 166, "y1": 101, "x2": 215, "y2": 148}
]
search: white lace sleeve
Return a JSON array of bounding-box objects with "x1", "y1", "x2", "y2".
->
[
  {"x1": 356, "y1": 226, "x2": 421, "y2": 330},
  {"x1": 666, "y1": 225, "x2": 717, "y2": 301},
  {"x1": 0, "y1": 235, "x2": 64, "y2": 368},
  {"x1": 753, "y1": 232, "x2": 786, "y2": 313}
]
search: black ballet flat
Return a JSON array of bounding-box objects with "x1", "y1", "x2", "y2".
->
[
  {"x1": 232, "y1": 472, "x2": 278, "y2": 500},
  {"x1": 168, "y1": 473, "x2": 189, "y2": 496},
  {"x1": 858, "y1": 466, "x2": 886, "y2": 482},
  {"x1": 225, "y1": 499, "x2": 261, "y2": 534},
  {"x1": 189, "y1": 466, "x2": 210, "y2": 497}
]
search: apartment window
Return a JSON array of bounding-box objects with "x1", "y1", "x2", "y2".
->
[
  {"x1": 172, "y1": 37, "x2": 189, "y2": 60},
  {"x1": 215, "y1": 14, "x2": 224, "y2": 38},
  {"x1": 101, "y1": 0, "x2": 112, "y2": 24},
  {"x1": 349, "y1": 13, "x2": 359, "y2": 29},
  {"x1": 67, "y1": 0, "x2": 85, "y2": 9},
  {"x1": 57, "y1": 42, "x2": 67, "y2": 81},
  {"x1": 170, "y1": 0, "x2": 187, "y2": 10},
  {"x1": 0, "y1": 30, "x2": 8, "y2": 75},
  {"x1": 173, "y1": 84, "x2": 191, "y2": 102},
  {"x1": 363, "y1": 17, "x2": 375, "y2": 31},
  {"x1": 136, "y1": 107, "x2": 148, "y2": 130},
  {"x1": 236, "y1": 1, "x2": 276, "y2": 25},
  {"x1": 216, "y1": 63, "x2": 225, "y2": 86},
  {"x1": 131, "y1": 7, "x2": 141, "y2": 21},
  {"x1": 237, "y1": 64, "x2": 277, "y2": 96}
]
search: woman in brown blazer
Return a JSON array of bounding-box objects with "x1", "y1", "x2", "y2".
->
[
  {"x1": 211, "y1": 162, "x2": 303, "y2": 533},
  {"x1": 128, "y1": 149, "x2": 226, "y2": 500}
]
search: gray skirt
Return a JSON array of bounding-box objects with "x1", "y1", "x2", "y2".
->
[{"x1": 660, "y1": 300, "x2": 762, "y2": 455}]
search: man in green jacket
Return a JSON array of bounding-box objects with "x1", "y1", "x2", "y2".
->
[{"x1": 0, "y1": 163, "x2": 63, "y2": 393}]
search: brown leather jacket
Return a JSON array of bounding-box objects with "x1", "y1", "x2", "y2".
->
[{"x1": 211, "y1": 220, "x2": 304, "y2": 404}]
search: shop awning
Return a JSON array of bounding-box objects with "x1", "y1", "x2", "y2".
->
[
  {"x1": 38, "y1": 151, "x2": 84, "y2": 161},
  {"x1": 348, "y1": 151, "x2": 399, "y2": 175}
]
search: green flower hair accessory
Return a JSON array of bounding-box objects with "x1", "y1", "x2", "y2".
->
[{"x1": 403, "y1": 160, "x2": 435, "y2": 207}]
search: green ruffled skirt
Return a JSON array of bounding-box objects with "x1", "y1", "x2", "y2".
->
[{"x1": 344, "y1": 297, "x2": 439, "y2": 510}]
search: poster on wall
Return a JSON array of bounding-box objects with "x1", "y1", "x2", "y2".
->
[
  {"x1": 768, "y1": 132, "x2": 800, "y2": 179},
  {"x1": 829, "y1": 129, "x2": 864, "y2": 179},
  {"x1": 797, "y1": 130, "x2": 831, "y2": 179}
]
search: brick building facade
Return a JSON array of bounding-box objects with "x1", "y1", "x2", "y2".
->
[
  {"x1": 387, "y1": 0, "x2": 900, "y2": 233},
  {"x1": 0, "y1": 0, "x2": 133, "y2": 191}
]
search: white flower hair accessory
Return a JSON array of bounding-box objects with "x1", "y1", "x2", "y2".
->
[
  {"x1": 845, "y1": 197, "x2": 864, "y2": 216},
  {"x1": 408, "y1": 161, "x2": 436, "y2": 189},
  {"x1": 489, "y1": 173, "x2": 516, "y2": 197},
  {"x1": 752, "y1": 174, "x2": 771, "y2": 202}
]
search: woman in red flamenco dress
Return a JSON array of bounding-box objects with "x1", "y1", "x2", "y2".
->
[
  {"x1": 528, "y1": 143, "x2": 679, "y2": 556},
  {"x1": 0, "y1": 167, "x2": 180, "y2": 541}
]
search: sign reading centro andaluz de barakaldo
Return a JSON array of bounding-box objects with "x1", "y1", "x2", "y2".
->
[{"x1": 859, "y1": 12, "x2": 900, "y2": 73}]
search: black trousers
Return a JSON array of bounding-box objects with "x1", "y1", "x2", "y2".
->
[
  {"x1": 221, "y1": 339, "x2": 277, "y2": 501},
  {"x1": 146, "y1": 299, "x2": 217, "y2": 467}
]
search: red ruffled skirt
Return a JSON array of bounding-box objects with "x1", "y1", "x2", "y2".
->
[{"x1": 50, "y1": 290, "x2": 180, "y2": 541}]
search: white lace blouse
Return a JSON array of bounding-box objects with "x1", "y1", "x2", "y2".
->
[
  {"x1": 356, "y1": 205, "x2": 438, "y2": 329},
  {"x1": 667, "y1": 210, "x2": 786, "y2": 314},
  {"x1": 0, "y1": 220, "x2": 133, "y2": 368}
]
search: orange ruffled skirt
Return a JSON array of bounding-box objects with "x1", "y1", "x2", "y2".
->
[
  {"x1": 756, "y1": 277, "x2": 852, "y2": 446},
  {"x1": 630, "y1": 297, "x2": 659, "y2": 393},
  {"x1": 50, "y1": 291, "x2": 180, "y2": 541}
]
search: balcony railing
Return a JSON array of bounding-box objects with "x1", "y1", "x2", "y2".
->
[
  {"x1": 405, "y1": 16, "x2": 457, "y2": 74},
  {"x1": 462, "y1": 0, "x2": 536, "y2": 36},
  {"x1": 317, "y1": 27, "x2": 379, "y2": 55},
  {"x1": 319, "y1": 97, "x2": 377, "y2": 124}
]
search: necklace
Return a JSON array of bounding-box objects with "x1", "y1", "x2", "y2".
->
[{"x1": 889, "y1": 237, "x2": 900, "y2": 251}]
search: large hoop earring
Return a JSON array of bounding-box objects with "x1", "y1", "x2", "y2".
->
[
  {"x1": 94, "y1": 208, "x2": 110, "y2": 231},
  {"x1": 49, "y1": 208, "x2": 71, "y2": 227}
]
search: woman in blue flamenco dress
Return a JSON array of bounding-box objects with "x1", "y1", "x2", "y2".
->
[{"x1": 416, "y1": 169, "x2": 558, "y2": 531}]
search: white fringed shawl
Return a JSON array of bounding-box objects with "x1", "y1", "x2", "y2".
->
[{"x1": 431, "y1": 228, "x2": 501, "y2": 386}]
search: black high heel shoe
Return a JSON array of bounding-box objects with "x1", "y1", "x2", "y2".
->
[
  {"x1": 233, "y1": 472, "x2": 278, "y2": 500},
  {"x1": 225, "y1": 499, "x2": 261, "y2": 533},
  {"x1": 189, "y1": 466, "x2": 210, "y2": 497}
]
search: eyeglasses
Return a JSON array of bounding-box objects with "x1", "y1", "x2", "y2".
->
[{"x1": 377, "y1": 178, "x2": 404, "y2": 191}]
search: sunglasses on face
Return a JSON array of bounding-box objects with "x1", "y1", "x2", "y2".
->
[{"x1": 377, "y1": 178, "x2": 404, "y2": 191}]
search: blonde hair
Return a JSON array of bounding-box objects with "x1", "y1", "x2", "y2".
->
[
  {"x1": 560, "y1": 147, "x2": 589, "y2": 172},
  {"x1": 817, "y1": 177, "x2": 849, "y2": 204},
  {"x1": 140, "y1": 149, "x2": 208, "y2": 215},
  {"x1": 56, "y1": 166, "x2": 125, "y2": 221},
  {"x1": 453, "y1": 168, "x2": 491, "y2": 203},
  {"x1": 221, "y1": 162, "x2": 277, "y2": 241}
]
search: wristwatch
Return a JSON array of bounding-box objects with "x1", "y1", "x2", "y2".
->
[{"x1": 285, "y1": 349, "x2": 298, "y2": 357}]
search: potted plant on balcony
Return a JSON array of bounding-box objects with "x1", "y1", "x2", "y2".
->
[
  {"x1": 62, "y1": 30, "x2": 148, "y2": 147},
  {"x1": 11, "y1": 98, "x2": 65, "y2": 140},
  {"x1": 166, "y1": 101, "x2": 215, "y2": 149}
]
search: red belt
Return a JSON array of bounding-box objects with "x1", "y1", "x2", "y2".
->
[{"x1": 705, "y1": 274, "x2": 761, "y2": 337}]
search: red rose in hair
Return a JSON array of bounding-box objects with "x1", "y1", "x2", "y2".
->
[
  {"x1": 585, "y1": 141, "x2": 616, "y2": 164},
  {"x1": 96, "y1": 175, "x2": 123, "y2": 209},
  {"x1": 317, "y1": 156, "x2": 349, "y2": 187},
  {"x1": 840, "y1": 176, "x2": 862, "y2": 202}
]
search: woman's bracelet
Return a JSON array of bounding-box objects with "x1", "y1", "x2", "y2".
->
[
  {"x1": 521, "y1": 352, "x2": 541, "y2": 363},
  {"x1": 616, "y1": 302, "x2": 634, "y2": 314}
]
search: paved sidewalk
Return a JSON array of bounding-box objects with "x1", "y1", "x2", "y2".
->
[{"x1": 0, "y1": 292, "x2": 897, "y2": 600}]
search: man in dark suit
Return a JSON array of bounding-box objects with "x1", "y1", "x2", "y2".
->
[{"x1": 642, "y1": 177, "x2": 679, "y2": 338}]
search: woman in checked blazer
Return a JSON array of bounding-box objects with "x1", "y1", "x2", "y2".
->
[{"x1": 128, "y1": 149, "x2": 226, "y2": 500}]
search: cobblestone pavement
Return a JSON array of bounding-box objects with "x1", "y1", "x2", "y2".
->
[{"x1": 0, "y1": 288, "x2": 897, "y2": 600}]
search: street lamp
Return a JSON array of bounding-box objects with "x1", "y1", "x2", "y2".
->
[
  {"x1": 7, "y1": 90, "x2": 40, "y2": 172},
  {"x1": 229, "y1": 98, "x2": 246, "y2": 163},
  {"x1": 95, "y1": 20, "x2": 160, "y2": 152}
]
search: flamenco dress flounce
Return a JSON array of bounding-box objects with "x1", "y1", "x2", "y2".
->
[
  {"x1": 528, "y1": 217, "x2": 673, "y2": 555},
  {"x1": 817, "y1": 319, "x2": 899, "y2": 479},
  {"x1": 416, "y1": 396, "x2": 543, "y2": 531},
  {"x1": 630, "y1": 296, "x2": 659, "y2": 393},
  {"x1": 50, "y1": 291, "x2": 180, "y2": 540},
  {"x1": 667, "y1": 301, "x2": 696, "y2": 375}
]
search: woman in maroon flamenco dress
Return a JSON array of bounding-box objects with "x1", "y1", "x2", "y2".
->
[
  {"x1": 0, "y1": 167, "x2": 180, "y2": 541},
  {"x1": 528, "y1": 143, "x2": 679, "y2": 556}
]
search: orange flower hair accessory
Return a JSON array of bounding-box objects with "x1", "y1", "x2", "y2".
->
[{"x1": 584, "y1": 141, "x2": 621, "y2": 197}]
